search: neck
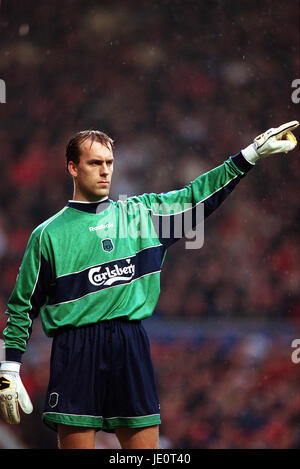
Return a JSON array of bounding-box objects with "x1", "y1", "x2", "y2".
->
[{"x1": 72, "y1": 181, "x2": 109, "y2": 203}]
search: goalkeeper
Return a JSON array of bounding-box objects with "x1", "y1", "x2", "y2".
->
[{"x1": 0, "y1": 121, "x2": 298, "y2": 449}]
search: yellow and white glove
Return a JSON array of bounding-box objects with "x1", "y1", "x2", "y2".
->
[
  {"x1": 0, "y1": 361, "x2": 33, "y2": 424},
  {"x1": 242, "y1": 121, "x2": 299, "y2": 164}
]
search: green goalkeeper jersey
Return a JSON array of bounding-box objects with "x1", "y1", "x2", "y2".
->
[{"x1": 3, "y1": 152, "x2": 253, "y2": 362}]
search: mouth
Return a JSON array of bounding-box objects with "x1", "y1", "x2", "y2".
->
[{"x1": 97, "y1": 181, "x2": 110, "y2": 185}]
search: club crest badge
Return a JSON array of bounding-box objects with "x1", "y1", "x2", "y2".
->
[
  {"x1": 101, "y1": 238, "x2": 114, "y2": 253},
  {"x1": 48, "y1": 392, "x2": 59, "y2": 408}
]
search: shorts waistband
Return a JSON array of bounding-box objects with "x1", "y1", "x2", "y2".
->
[{"x1": 54, "y1": 317, "x2": 141, "y2": 336}]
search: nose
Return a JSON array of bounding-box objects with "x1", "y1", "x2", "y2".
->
[{"x1": 100, "y1": 163, "x2": 109, "y2": 176}]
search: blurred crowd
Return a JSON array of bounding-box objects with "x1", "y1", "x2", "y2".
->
[
  {"x1": 0, "y1": 0, "x2": 299, "y2": 449},
  {"x1": 153, "y1": 333, "x2": 300, "y2": 449}
]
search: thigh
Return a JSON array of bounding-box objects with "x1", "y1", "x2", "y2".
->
[
  {"x1": 115, "y1": 425, "x2": 159, "y2": 449},
  {"x1": 57, "y1": 424, "x2": 96, "y2": 449}
]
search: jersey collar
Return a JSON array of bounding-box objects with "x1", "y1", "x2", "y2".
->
[{"x1": 67, "y1": 198, "x2": 111, "y2": 214}]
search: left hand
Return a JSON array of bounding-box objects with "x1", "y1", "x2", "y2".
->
[
  {"x1": 0, "y1": 361, "x2": 33, "y2": 424},
  {"x1": 242, "y1": 120, "x2": 299, "y2": 164}
]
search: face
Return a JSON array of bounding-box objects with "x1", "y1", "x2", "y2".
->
[{"x1": 68, "y1": 138, "x2": 114, "y2": 202}]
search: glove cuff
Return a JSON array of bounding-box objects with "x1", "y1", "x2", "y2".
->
[
  {"x1": 0, "y1": 361, "x2": 21, "y2": 373},
  {"x1": 241, "y1": 143, "x2": 259, "y2": 164}
]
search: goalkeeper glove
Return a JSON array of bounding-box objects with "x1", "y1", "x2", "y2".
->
[
  {"x1": 242, "y1": 120, "x2": 299, "y2": 164},
  {"x1": 0, "y1": 361, "x2": 33, "y2": 424}
]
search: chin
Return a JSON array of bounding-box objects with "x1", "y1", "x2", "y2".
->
[
  {"x1": 96, "y1": 190, "x2": 109, "y2": 199},
  {"x1": 82, "y1": 184, "x2": 110, "y2": 201}
]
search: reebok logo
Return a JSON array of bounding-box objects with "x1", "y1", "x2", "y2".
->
[
  {"x1": 88, "y1": 258, "x2": 135, "y2": 287},
  {"x1": 89, "y1": 223, "x2": 113, "y2": 232}
]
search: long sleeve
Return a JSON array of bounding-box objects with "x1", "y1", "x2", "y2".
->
[
  {"x1": 3, "y1": 227, "x2": 52, "y2": 362},
  {"x1": 128, "y1": 152, "x2": 254, "y2": 248}
]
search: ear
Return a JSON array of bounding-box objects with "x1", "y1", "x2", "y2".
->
[{"x1": 68, "y1": 161, "x2": 78, "y2": 178}]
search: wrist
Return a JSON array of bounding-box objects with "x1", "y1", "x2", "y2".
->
[
  {"x1": 4, "y1": 348, "x2": 23, "y2": 363},
  {"x1": 241, "y1": 143, "x2": 260, "y2": 164}
]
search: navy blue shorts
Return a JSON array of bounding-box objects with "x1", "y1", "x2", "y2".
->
[{"x1": 42, "y1": 318, "x2": 161, "y2": 432}]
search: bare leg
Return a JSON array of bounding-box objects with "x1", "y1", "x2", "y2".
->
[
  {"x1": 115, "y1": 425, "x2": 159, "y2": 449},
  {"x1": 57, "y1": 424, "x2": 96, "y2": 449}
]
